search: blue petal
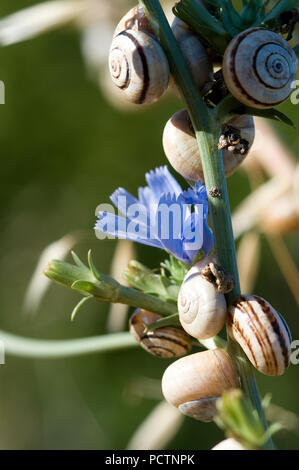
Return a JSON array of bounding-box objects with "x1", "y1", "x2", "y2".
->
[
  {"x1": 110, "y1": 188, "x2": 139, "y2": 215},
  {"x1": 182, "y1": 186, "x2": 209, "y2": 219},
  {"x1": 110, "y1": 188, "x2": 149, "y2": 228},
  {"x1": 95, "y1": 212, "x2": 162, "y2": 249},
  {"x1": 138, "y1": 186, "x2": 156, "y2": 212},
  {"x1": 145, "y1": 166, "x2": 182, "y2": 201}
]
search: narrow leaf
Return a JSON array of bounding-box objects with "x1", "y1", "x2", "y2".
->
[
  {"x1": 144, "y1": 313, "x2": 180, "y2": 332},
  {"x1": 71, "y1": 295, "x2": 93, "y2": 322}
]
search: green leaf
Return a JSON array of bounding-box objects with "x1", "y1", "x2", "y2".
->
[
  {"x1": 144, "y1": 313, "x2": 180, "y2": 332},
  {"x1": 71, "y1": 280, "x2": 98, "y2": 296},
  {"x1": 88, "y1": 249, "x2": 101, "y2": 280},
  {"x1": 71, "y1": 251, "x2": 87, "y2": 269},
  {"x1": 124, "y1": 258, "x2": 182, "y2": 302},
  {"x1": 243, "y1": 107, "x2": 296, "y2": 128},
  {"x1": 215, "y1": 95, "x2": 296, "y2": 128},
  {"x1": 71, "y1": 295, "x2": 93, "y2": 322},
  {"x1": 216, "y1": 389, "x2": 278, "y2": 450},
  {"x1": 160, "y1": 255, "x2": 188, "y2": 284}
]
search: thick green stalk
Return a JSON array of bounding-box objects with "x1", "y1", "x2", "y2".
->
[{"x1": 139, "y1": 0, "x2": 273, "y2": 449}]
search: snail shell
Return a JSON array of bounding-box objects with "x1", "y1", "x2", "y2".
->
[
  {"x1": 171, "y1": 18, "x2": 213, "y2": 94},
  {"x1": 129, "y1": 309, "x2": 192, "y2": 358},
  {"x1": 162, "y1": 349, "x2": 240, "y2": 421},
  {"x1": 178, "y1": 263, "x2": 227, "y2": 339},
  {"x1": 163, "y1": 110, "x2": 254, "y2": 181},
  {"x1": 113, "y1": 5, "x2": 154, "y2": 38},
  {"x1": 223, "y1": 28, "x2": 298, "y2": 109},
  {"x1": 179, "y1": 397, "x2": 219, "y2": 422},
  {"x1": 109, "y1": 29, "x2": 169, "y2": 104},
  {"x1": 212, "y1": 438, "x2": 245, "y2": 450},
  {"x1": 227, "y1": 295, "x2": 292, "y2": 376}
]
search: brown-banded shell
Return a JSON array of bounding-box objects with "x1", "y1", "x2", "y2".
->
[
  {"x1": 162, "y1": 349, "x2": 240, "y2": 416},
  {"x1": 178, "y1": 263, "x2": 227, "y2": 340},
  {"x1": 129, "y1": 309, "x2": 192, "y2": 358},
  {"x1": 113, "y1": 5, "x2": 154, "y2": 38},
  {"x1": 109, "y1": 29, "x2": 169, "y2": 104},
  {"x1": 162, "y1": 110, "x2": 254, "y2": 181},
  {"x1": 223, "y1": 28, "x2": 298, "y2": 109},
  {"x1": 227, "y1": 295, "x2": 292, "y2": 376}
]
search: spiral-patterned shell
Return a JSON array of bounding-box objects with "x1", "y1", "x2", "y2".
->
[
  {"x1": 178, "y1": 265, "x2": 227, "y2": 339},
  {"x1": 163, "y1": 110, "x2": 254, "y2": 182},
  {"x1": 223, "y1": 28, "x2": 298, "y2": 109},
  {"x1": 227, "y1": 295, "x2": 292, "y2": 376},
  {"x1": 109, "y1": 29, "x2": 169, "y2": 104},
  {"x1": 129, "y1": 309, "x2": 192, "y2": 358}
]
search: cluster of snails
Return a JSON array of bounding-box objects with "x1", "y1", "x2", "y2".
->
[
  {"x1": 129, "y1": 257, "x2": 292, "y2": 422},
  {"x1": 109, "y1": 6, "x2": 297, "y2": 183},
  {"x1": 111, "y1": 4, "x2": 295, "y2": 425}
]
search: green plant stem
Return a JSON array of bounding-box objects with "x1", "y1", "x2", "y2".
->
[
  {"x1": 116, "y1": 285, "x2": 178, "y2": 315},
  {"x1": 139, "y1": 0, "x2": 273, "y2": 449},
  {"x1": 0, "y1": 330, "x2": 137, "y2": 359}
]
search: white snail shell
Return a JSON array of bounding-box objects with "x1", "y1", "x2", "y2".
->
[
  {"x1": 178, "y1": 264, "x2": 227, "y2": 340},
  {"x1": 212, "y1": 438, "x2": 245, "y2": 450},
  {"x1": 113, "y1": 5, "x2": 154, "y2": 38},
  {"x1": 171, "y1": 18, "x2": 213, "y2": 94},
  {"x1": 223, "y1": 28, "x2": 298, "y2": 109},
  {"x1": 109, "y1": 29, "x2": 169, "y2": 104},
  {"x1": 162, "y1": 349, "x2": 240, "y2": 420},
  {"x1": 227, "y1": 295, "x2": 292, "y2": 376},
  {"x1": 179, "y1": 397, "x2": 219, "y2": 422},
  {"x1": 129, "y1": 309, "x2": 192, "y2": 358},
  {"x1": 163, "y1": 110, "x2": 254, "y2": 181}
]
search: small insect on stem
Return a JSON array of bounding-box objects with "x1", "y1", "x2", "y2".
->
[{"x1": 209, "y1": 187, "x2": 222, "y2": 198}]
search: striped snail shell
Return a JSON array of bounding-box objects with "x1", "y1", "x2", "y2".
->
[
  {"x1": 109, "y1": 29, "x2": 169, "y2": 104},
  {"x1": 178, "y1": 263, "x2": 227, "y2": 340},
  {"x1": 162, "y1": 349, "x2": 240, "y2": 421},
  {"x1": 223, "y1": 28, "x2": 298, "y2": 109},
  {"x1": 113, "y1": 5, "x2": 154, "y2": 38},
  {"x1": 129, "y1": 309, "x2": 192, "y2": 358},
  {"x1": 227, "y1": 295, "x2": 292, "y2": 376},
  {"x1": 171, "y1": 18, "x2": 213, "y2": 94},
  {"x1": 163, "y1": 110, "x2": 254, "y2": 182}
]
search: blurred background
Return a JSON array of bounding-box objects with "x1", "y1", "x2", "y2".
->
[{"x1": 0, "y1": 0, "x2": 298, "y2": 450}]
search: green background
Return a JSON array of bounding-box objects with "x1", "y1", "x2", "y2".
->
[{"x1": 0, "y1": 0, "x2": 298, "y2": 449}]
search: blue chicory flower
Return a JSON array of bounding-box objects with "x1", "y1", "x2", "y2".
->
[{"x1": 95, "y1": 166, "x2": 213, "y2": 265}]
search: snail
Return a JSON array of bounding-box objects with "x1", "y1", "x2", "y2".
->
[
  {"x1": 109, "y1": 29, "x2": 169, "y2": 104},
  {"x1": 212, "y1": 438, "x2": 245, "y2": 450},
  {"x1": 178, "y1": 262, "x2": 232, "y2": 340},
  {"x1": 162, "y1": 349, "x2": 240, "y2": 422},
  {"x1": 171, "y1": 18, "x2": 213, "y2": 94},
  {"x1": 162, "y1": 110, "x2": 255, "y2": 182},
  {"x1": 227, "y1": 295, "x2": 292, "y2": 376},
  {"x1": 113, "y1": 5, "x2": 154, "y2": 38},
  {"x1": 223, "y1": 28, "x2": 298, "y2": 109},
  {"x1": 129, "y1": 309, "x2": 192, "y2": 358}
]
